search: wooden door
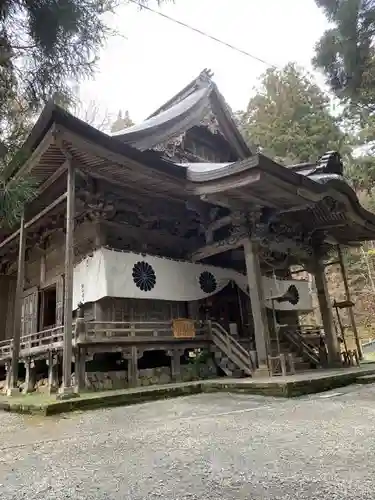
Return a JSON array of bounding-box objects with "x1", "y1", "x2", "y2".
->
[{"x1": 21, "y1": 289, "x2": 38, "y2": 336}]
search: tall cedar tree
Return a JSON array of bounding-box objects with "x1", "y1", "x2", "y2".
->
[
  {"x1": 239, "y1": 64, "x2": 346, "y2": 165},
  {"x1": 313, "y1": 0, "x2": 375, "y2": 111},
  {"x1": 313, "y1": 1, "x2": 375, "y2": 192}
]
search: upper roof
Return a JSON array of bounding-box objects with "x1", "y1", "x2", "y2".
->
[
  {"x1": 4, "y1": 71, "x2": 375, "y2": 246},
  {"x1": 111, "y1": 69, "x2": 252, "y2": 159}
]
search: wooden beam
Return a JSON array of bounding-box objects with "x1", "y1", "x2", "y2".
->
[
  {"x1": 200, "y1": 194, "x2": 246, "y2": 210},
  {"x1": 200, "y1": 184, "x2": 282, "y2": 209},
  {"x1": 8, "y1": 211, "x2": 26, "y2": 393},
  {"x1": 0, "y1": 192, "x2": 67, "y2": 250},
  {"x1": 193, "y1": 171, "x2": 261, "y2": 196},
  {"x1": 76, "y1": 167, "x2": 187, "y2": 205},
  {"x1": 207, "y1": 215, "x2": 232, "y2": 232},
  {"x1": 103, "y1": 220, "x2": 195, "y2": 251},
  {"x1": 191, "y1": 232, "x2": 247, "y2": 262},
  {"x1": 61, "y1": 160, "x2": 75, "y2": 394}
]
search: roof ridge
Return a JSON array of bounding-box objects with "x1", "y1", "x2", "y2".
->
[{"x1": 147, "y1": 68, "x2": 214, "y2": 119}]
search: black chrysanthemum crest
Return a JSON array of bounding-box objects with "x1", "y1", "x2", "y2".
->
[
  {"x1": 287, "y1": 284, "x2": 299, "y2": 305},
  {"x1": 199, "y1": 271, "x2": 217, "y2": 294},
  {"x1": 132, "y1": 261, "x2": 156, "y2": 292}
]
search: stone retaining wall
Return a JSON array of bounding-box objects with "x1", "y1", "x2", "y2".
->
[
  {"x1": 84, "y1": 359, "x2": 218, "y2": 391},
  {"x1": 0, "y1": 357, "x2": 219, "y2": 393}
]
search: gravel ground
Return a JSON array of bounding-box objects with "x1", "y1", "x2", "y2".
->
[{"x1": 1, "y1": 384, "x2": 375, "y2": 499}]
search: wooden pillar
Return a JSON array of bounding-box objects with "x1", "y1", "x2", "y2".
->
[
  {"x1": 337, "y1": 245, "x2": 363, "y2": 360},
  {"x1": 75, "y1": 348, "x2": 86, "y2": 392},
  {"x1": 4, "y1": 360, "x2": 11, "y2": 392},
  {"x1": 313, "y1": 252, "x2": 341, "y2": 366},
  {"x1": 7, "y1": 211, "x2": 26, "y2": 395},
  {"x1": 243, "y1": 238, "x2": 270, "y2": 376},
  {"x1": 22, "y1": 358, "x2": 36, "y2": 394},
  {"x1": 125, "y1": 347, "x2": 140, "y2": 387},
  {"x1": 168, "y1": 349, "x2": 182, "y2": 382},
  {"x1": 60, "y1": 160, "x2": 75, "y2": 396},
  {"x1": 47, "y1": 353, "x2": 59, "y2": 394}
]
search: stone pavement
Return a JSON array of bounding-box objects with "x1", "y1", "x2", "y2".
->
[{"x1": 1, "y1": 383, "x2": 375, "y2": 499}]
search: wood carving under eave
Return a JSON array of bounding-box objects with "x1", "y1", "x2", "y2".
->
[
  {"x1": 153, "y1": 133, "x2": 186, "y2": 159},
  {"x1": 75, "y1": 179, "x2": 204, "y2": 238},
  {"x1": 191, "y1": 226, "x2": 248, "y2": 261},
  {"x1": 103, "y1": 220, "x2": 199, "y2": 255}
]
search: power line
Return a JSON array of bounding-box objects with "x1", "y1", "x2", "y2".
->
[{"x1": 127, "y1": 0, "x2": 277, "y2": 69}]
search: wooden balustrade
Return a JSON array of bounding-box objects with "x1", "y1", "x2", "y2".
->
[
  {"x1": 0, "y1": 320, "x2": 210, "y2": 362},
  {"x1": 210, "y1": 321, "x2": 255, "y2": 376},
  {"x1": 83, "y1": 320, "x2": 208, "y2": 342}
]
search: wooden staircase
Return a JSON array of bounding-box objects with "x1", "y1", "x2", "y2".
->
[
  {"x1": 279, "y1": 326, "x2": 321, "y2": 369},
  {"x1": 208, "y1": 322, "x2": 320, "y2": 378},
  {"x1": 209, "y1": 321, "x2": 255, "y2": 377}
]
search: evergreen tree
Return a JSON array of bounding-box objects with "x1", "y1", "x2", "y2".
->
[
  {"x1": 239, "y1": 63, "x2": 346, "y2": 164},
  {"x1": 0, "y1": 0, "x2": 168, "y2": 226},
  {"x1": 313, "y1": 0, "x2": 375, "y2": 111}
]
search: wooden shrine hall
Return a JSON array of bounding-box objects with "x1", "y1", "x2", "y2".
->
[{"x1": 1, "y1": 69, "x2": 375, "y2": 397}]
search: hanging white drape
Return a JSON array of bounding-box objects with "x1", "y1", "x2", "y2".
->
[{"x1": 72, "y1": 247, "x2": 312, "y2": 311}]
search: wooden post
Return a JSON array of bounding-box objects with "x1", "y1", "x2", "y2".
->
[
  {"x1": 4, "y1": 360, "x2": 11, "y2": 392},
  {"x1": 168, "y1": 349, "x2": 182, "y2": 382},
  {"x1": 48, "y1": 353, "x2": 59, "y2": 394},
  {"x1": 23, "y1": 358, "x2": 36, "y2": 394},
  {"x1": 59, "y1": 160, "x2": 76, "y2": 397},
  {"x1": 313, "y1": 252, "x2": 341, "y2": 366},
  {"x1": 130, "y1": 346, "x2": 139, "y2": 387},
  {"x1": 337, "y1": 245, "x2": 363, "y2": 360},
  {"x1": 7, "y1": 210, "x2": 26, "y2": 395},
  {"x1": 75, "y1": 348, "x2": 86, "y2": 392},
  {"x1": 243, "y1": 238, "x2": 270, "y2": 376},
  {"x1": 124, "y1": 347, "x2": 140, "y2": 387}
]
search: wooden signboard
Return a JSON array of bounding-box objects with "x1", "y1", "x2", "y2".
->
[{"x1": 172, "y1": 319, "x2": 196, "y2": 339}]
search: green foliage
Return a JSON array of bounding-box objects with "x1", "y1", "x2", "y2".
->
[
  {"x1": 313, "y1": 0, "x2": 375, "y2": 110},
  {"x1": 313, "y1": 1, "x2": 375, "y2": 195},
  {"x1": 0, "y1": 176, "x2": 36, "y2": 228},
  {"x1": 188, "y1": 349, "x2": 211, "y2": 366},
  {"x1": 0, "y1": 0, "x2": 168, "y2": 227},
  {"x1": 239, "y1": 63, "x2": 346, "y2": 164}
]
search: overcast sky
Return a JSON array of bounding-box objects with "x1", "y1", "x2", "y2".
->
[{"x1": 79, "y1": 0, "x2": 330, "y2": 124}]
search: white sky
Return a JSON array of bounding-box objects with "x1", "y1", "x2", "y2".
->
[{"x1": 79, "y1": 0, "x2": 330, "y2": 124}]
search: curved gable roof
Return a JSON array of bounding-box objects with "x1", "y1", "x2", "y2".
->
[{"x1": 111, "y1": 69, "x2": 253, "y2": 159}]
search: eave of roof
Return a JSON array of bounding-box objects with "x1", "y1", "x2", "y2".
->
[
  {"x1": 184, "y1": 154, "x2": 375, "y2": 234},
  {"x1": 4, "y1": 103, "x2": 186, "y2": 183}
]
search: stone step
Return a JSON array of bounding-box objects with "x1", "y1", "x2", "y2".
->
[{"x1": 294, "y1": 361, "x2": 312, "y2": 372}]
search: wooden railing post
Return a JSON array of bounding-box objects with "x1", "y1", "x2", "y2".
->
[{"x1": 207, "y1": 320, "x2": 212, "y2": 338}]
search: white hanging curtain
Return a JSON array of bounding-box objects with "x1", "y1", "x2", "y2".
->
[{"x1": 72, "y1": 247, "x2": 312, "y2": 311}]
